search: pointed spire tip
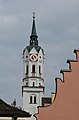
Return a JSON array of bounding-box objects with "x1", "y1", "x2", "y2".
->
[
  {"x1": 30, "y1": 12, "x2": 38, "y2": 46},
  {"x1": 33, "y1": 12, "x2": 35, "y2": 19},
  {"x1": 31, "y1": 12, "x2": 37, "y2": 36}
]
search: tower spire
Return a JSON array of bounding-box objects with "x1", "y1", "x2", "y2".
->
[
  {"x1": 22, "y1": 14, "x2": 45, "y2": 114},
  {"x1": 31, "y1": 12, "x2": 37, "y2": 36},
  {"x1": 30, "y1": 12, "x2": 38, "y2": 46}
]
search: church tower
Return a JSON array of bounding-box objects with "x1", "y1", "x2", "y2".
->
[{"x1": 22, "y1": 13, "x2": 45, "y2": 114}]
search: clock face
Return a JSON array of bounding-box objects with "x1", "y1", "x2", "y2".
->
[{"x1": 30, "y1": 54, "x2": 38, "y2": 61}]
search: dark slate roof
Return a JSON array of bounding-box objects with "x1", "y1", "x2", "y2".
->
[
  {"x1": 23, "y1": 45, "x2": 44, "y2": 54},
  {"x1": 42, "y1": 97, "x2": 52, "y2": 106},
  {"x1": 0, "y1": 99, "x2": 31, "y2": 118},
  {"x1": 31, "y1": 14, "x2": 37, "y2": 36},
  {"x1": 23, "y1": 15, "x2": 44, "y2": 54}
]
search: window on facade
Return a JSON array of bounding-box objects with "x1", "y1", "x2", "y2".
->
[
  {"x1": 39, "y1": 83, "x2": 41, "y2": 86},
  {"x1": 33, "y1": 82, "x2": 35, "y2": 87},
  {"x1": 26, "y1": 82, "x2": 28, "y2": 86},
  {"x1": 39, "y1": 65, "x2": 42, "y2": 74},
  {"x1": 30, "y1": 95, "x2": 37, "y2": 104},
  {"x1": 26, "y1": 65, "x2": 28, "y2": 74},
  {"x1": 30, "y1": 96, "x2": 32, "y2": 103},
  {"x1": 32, "y1": 65, "x2": 35, "y2": 73},
  {"x1": 34, "y1": 96, "x2": 36, "y2": 103}
]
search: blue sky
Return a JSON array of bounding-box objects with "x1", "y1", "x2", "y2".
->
[{"x1": 0, "y1": 0, "x2": 79, "y2": 107}]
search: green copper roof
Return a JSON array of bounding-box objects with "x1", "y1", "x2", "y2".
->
[
  {"x1": 23, "y1": 13, "x2": 44, "y2": 54},
  {"x1": 30, "y1": 13, "x2": 38, "y2": 46},
  {"x1": 31, "y1": 15, "x2": 37, "y2": 36},
  {"x1": 26, "y1": 45, "x2": 44, "y2": 54}
]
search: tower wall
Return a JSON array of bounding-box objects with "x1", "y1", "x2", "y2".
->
[{"x1": 22, "y1": 14, "x2": 45, "y2": 115}]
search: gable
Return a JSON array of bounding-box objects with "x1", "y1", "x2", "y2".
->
[
  {"x1": 35, "y1": 49, "x2": 79, "y2": 120},
  {"x1": 30, "y1": 47, "x2": 37, "y2": 54},
  {"x1": 26, "y1": 45, "x2": 44, "y2": 54}
]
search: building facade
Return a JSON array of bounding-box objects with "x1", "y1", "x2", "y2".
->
[
  {"x1": 0, "y1": 99, "x2": 31, "y2": 120},
  {"x1": 22, "y1": 14, "x2": 45, "y2": 114},
  {"x1": 35, "y1": 49, "x2": 79, "y2": 120}
]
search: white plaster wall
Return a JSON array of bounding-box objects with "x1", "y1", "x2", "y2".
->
[
  {"x1": 23, "y1": 88, "x2": 44, "y2": 114},
  {"x1": 23, "y1": 47, "x2": 44, "y2": 79},
  {"x1": 22, "y1": 46, "x2": 44, "y2": 116}
]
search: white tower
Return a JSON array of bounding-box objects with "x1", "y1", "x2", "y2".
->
[{"x1": 22, "y1": 14, "x2": 45, "y2": 114}]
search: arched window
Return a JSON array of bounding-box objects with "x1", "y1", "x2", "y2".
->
[
  {"x1": 33, "y1": 82, "x2": 35, "y2": 87},
  {"x1": 32, "y1": 65, "x2": 35, "y2": 73},
  {"x1": 39, "y1": 83, "x2": 41, "y2": 86},
  {"x1": 39, "y1": 65, "x2": 41, "y2": 74},
  {"x1": 34, "y1": 96, "x2": 36, "y2": 103},
  {"x1": 26, "y1": 65, "x2": 28, "y2": 74},
  {"x1": 30, "y1": 96, "x2": 32, "y2": 103},
  {"x1": 30, "y1": 95, "x2": 37, "y2": 104}
]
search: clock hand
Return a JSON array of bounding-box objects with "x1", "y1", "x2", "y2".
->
[{"x1": 32, "y1": 55, "x2": 34, "y2": 60}]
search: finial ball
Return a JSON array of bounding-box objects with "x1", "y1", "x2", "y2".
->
[{"x1": 33, "y1": 12, "x2": 35, "y2": 18}]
